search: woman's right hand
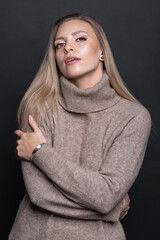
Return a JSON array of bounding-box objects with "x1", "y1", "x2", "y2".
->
[
  {"x1": 119, "y1": 193, "x2": 130, "y2": 220},
  {"x1": 15, "y1": 115, "x2": 46, "y2": 161}
]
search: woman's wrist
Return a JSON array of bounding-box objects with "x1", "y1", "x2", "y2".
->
[{"x1": 32, "y1": 143, "x2": 46, "y2": 155}]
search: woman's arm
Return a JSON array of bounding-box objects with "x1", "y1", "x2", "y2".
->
[
  {"x1": 17, "y1": 115, "x2": 124, "y2": 222},
  {"x1": 31, "y1": 108, "x2": 151, "y2": 215},
  {"x1": 22, "y1": 160, "x2": 123, "y2": 222},
  {"x1": 16, "y1": 109, "x2": 150, "y2": 217}
]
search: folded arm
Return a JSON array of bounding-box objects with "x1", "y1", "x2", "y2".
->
[
  {"x1": 22, "y1": 160, "x2": 123, "y2": 222},
  {"x1": 32, "y1": 109, "x2": 151, "y2": 215},
  {"x1": 16, "y1": 109, "x2": 151, "y2": 219},
  {"x1": 18, "y1": 115, "x2": 122, "y2": 222}
]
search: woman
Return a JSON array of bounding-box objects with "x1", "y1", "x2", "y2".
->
[{"x1": 9, "y1": 13, "x2": 151, "y2": 240}]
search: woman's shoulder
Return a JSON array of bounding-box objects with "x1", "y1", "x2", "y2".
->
[{"x1": 116, "y1": 97, "x2": 151, "y2": 123}]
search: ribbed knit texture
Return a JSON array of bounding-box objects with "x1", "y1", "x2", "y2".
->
[{"x1": 9, "y1": 72, "x2": 151, "y2": 240}]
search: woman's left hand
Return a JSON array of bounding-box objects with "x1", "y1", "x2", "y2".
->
[
  {"x1": 15, "y1": 115, "x2": 46, "y2": 161},
  {"x1": 119, "y1": 193, "x2": 130, "y2": 221}
]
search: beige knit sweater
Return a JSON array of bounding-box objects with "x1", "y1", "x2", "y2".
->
[{"x1": 9, "y1": 72, "x2": 151, "y2": 240}]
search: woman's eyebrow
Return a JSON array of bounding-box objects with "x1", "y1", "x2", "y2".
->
[{"x1": 55, "y1": 31, "x2": 88, "y2": 41}]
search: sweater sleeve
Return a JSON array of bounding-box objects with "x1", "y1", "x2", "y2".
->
[
  {"x1": 21, "y1": 160, "x2": 122, "y2": 222},
  {"x1": 32, "y1": 108, "x2": 151, "y2": 215},
  {"x1": 21, "y1": 114, "x2": 122, "y2": 222}
]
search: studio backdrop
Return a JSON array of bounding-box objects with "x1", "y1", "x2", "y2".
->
[{"x1": 0, "y1": 0, "x2": 160, "y2": 239}]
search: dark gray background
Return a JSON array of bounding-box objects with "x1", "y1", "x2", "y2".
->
[{"x1": 1, "y1": 0, "x2": 160, "y2": 239}]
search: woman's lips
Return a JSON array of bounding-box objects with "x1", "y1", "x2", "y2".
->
[{"x1": 65, "y1": 57, "x2": 81, "y2": 65}]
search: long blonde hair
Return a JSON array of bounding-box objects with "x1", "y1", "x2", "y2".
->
[{"x1": 18, "y1": 13, "x2": 137, "y2": 131}]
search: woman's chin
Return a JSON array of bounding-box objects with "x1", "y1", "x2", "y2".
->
[{"x1": 62, "y1": 71, "x2": 86, "y2": 80}]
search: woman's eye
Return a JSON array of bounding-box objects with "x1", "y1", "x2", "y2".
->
[
  {"x1": 55, "y1": 42, "x2": 65, "y2": 49},
  {"x1": 76, "y1": 37, "x2": 87, "y2": 42}
]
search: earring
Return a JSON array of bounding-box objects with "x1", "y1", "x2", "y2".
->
[{"x1": 100, "y1": 54, "x2": 104, "y2": 61}]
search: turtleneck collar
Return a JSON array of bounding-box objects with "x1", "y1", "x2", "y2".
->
[{"x1": 58, "y1": 71, "x2": 121, "y2": 113}]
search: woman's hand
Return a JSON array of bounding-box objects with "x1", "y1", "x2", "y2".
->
[
  {"x1": 119, "y1": 193, "x2": 130, "y2": 220},
  {"x1": 15, "y1": 115, "x2": 46, "y2": 161}
]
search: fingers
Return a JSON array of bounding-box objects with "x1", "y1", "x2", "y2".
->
[
  {"x1": 120, "y1": 193, "x2": 130, "y2": 221},
  {"x1": 28, "y1": 115, "x2": 39, "y2": 132},
  {"x1": 14, "y1": 130, "x2": 24, "y2": 138},
  {"x1": 119, "y1": 209, "x2": 129, "y2": 220},
  {"x1": 119, "y1": 205, "x2": 130, "y2": 220},
  {"x1": 122, "y1": 193, "x2": 130, "y2": 211}
]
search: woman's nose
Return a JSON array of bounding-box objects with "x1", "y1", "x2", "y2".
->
[{"x1": 64, "y1": 41, "x2": 75, "y2": 53}]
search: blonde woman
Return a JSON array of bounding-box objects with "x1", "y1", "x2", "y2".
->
[{"x1": 9, "y1": 13, "x2": 151, "y2": 240}]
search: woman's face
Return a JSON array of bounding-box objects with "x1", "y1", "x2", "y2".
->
[{"x1": 54, "y1": 20, "x2": 103, "y2": 82}]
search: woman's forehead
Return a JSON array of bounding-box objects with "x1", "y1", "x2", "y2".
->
[{"x1": 55, "y1": 20, "x2": 95, "y2": 38}]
